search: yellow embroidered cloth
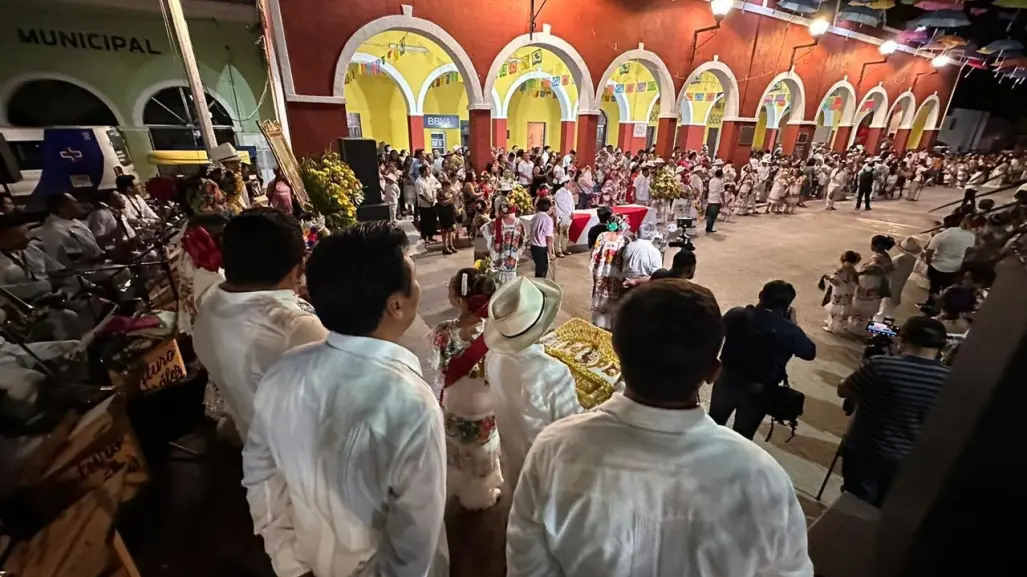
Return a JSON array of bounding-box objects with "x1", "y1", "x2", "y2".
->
[{"x1": 540, "y1": 318, "x2": 623, "y2": 409}]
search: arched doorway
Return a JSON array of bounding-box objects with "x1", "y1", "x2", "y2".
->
[
  {"x1": 5, "y1": 78, "x2": 119, "y2": 126},
  {"x1": 850, "y1": 87, "x2": 889, "y2": 148},
  {"x1": 754, "y1": 72, "x2": 806, "y2": 153},
  {"x1": 498, "y1": 47, "x2": 579, "y2": 151},
  {"x1": 908, "y1": 95, "x2": 941, "y2": 149},
  {"x1": 595, "y1": 48, "x2": 676, "y2": 153},
  {"x1": 885, "y1": 91, "x2": 916, "y2": 139},
  {"x1": 814, "y1": 80, "x2": 857, "y2": 149},
  {"x1": 674, "y1": 60, "x2": 740, "y2": 155},
  {"x1": 142, "y1": 86, "x2": 236, "y2": 150},
  {"x1": 600, "y1": 60, "x2": 661, "y2": 152}
]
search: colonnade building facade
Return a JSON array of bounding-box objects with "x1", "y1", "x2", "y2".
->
[{"x1": 266, "y1": 1, "x2": 955, "y2": 167}]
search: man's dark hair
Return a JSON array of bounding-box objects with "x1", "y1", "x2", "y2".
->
[
  {"x1": 535, "y1": 197, "x2": 552, "y2": 212},
  {"x1": 597, "y1": 206, "x2": 614, "y2": 223},
  {"x1": 758, "y1": 280, "x2": 796, "y2": 311},
  {"x1": 306, "y1": 221, "x2": 412, "y2": 336},
  {"x1": 671, "y1": 248, "x2": 697, "y2": 274},
  {"x1": 901, "y1": 316, "x2": 948, "y2": 349},
  {"x1": 45, "y1": 193, "x2": 74, "y2": 215},
  {"x1": 613, "y1": 280, "x2": 724, "y2": 403},
  {"x1": 115, "y1": 174, "x2": 136, "y2": 193},
  {"x1": 569, "y1": 149, "x2": 576, "y2": 155},
  {"x1": 221, "y1": 208, "x2": 305, "y2": 287},
  {"x1": 714, "y1": 169, "x2": 724, "y2": 178}
]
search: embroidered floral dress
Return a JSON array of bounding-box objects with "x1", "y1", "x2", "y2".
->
[
  {"x1": 824, "y1": 264, "x2": 858, "y2": 333},
  {"x1": 589, "y1": 230, "x2": 628, "y2": 330},
  {"x1": 849, "y1": 251, "x2": 894, "y2": 333},
  {"x1": 482, "y1": 216, "x2": 526, "y2": 286},
  {"x1": 430, "y1": 319, "x2": 503, "y2": 510}
]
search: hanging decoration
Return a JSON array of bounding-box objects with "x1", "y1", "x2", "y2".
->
[
  {"x1": 910, "y1": 9, "x2": 971, "y2": 28},
  {"x1": 980, "y1": 38, "x2": 1025, "y2": 55},
  {"x1": 837, "y1": 5, "x2": 882, "y2": 27},
  {"x1": 914, "y1": 0, "x2": 963, "y2": 10},
  {"x1": 778, "y1": 0, "x2": 821, "y2": 14}
]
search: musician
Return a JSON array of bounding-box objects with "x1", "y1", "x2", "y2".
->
[
  {"x1": 0, "y1": 214, "x2": 87, "y2": 339},
  {"x1": 32, "y1": 193, "x2": 104, "y2": 267},
  {"x1": 117, "y1": 175, "x2": 160, "y2": 226},
  {"x1": 87, "y1": 190, "x2": 136, "y2": 250}
]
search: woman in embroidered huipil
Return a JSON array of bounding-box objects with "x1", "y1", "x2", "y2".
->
[{"x1": 429, "y1": 268, "x2": 503, "y2": 509}]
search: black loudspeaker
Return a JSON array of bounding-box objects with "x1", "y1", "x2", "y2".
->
[
  {"x1": 0, "y1": 134, "x2": 23, "y2": 185},
  {"x1": 338, "y1": 137, "x2": 389, "y2": 222}
]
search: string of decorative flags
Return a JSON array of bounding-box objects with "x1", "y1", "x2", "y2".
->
[
  {"x1": 762, "y1": 93, "x2": 789, "y2": 105},
  {"x1": 499, "y1": 49, "x2": 545, "y2": 77},
  {"x1": 601, "y1": 82, "x2": 661, "y2": 102},
  {"x1": 344, "y1": 42, "x2": 409, "y2": 84},
  {"x1": 680, "y1": 90, "x2": 723, "y2": 102}
]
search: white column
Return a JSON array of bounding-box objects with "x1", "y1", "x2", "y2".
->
[{"x1": 165, "y1": 0, "x2": 217, "y2": 152}]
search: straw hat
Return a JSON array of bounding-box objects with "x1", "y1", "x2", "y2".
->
[
  {"x1": 484, "y1": 277, "x2": 563, "y2": 353},
  {"x1": 899, "y1": 237, "x2": 922, "y2": 255},
  {"x1": 211, "y1": 142, "x2": 241, "y2": 164}
]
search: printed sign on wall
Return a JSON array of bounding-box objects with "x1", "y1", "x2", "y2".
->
[{"x1": 425, "y1": 114, "x2": 461, "y2": 130}]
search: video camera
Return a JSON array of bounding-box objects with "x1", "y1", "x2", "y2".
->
[
  {"x1": 668, "y1": 216, "x2": 697, "y2": 251},
  {"x1": 864, "y1": 318, "x2": 898, "y2": 359}
]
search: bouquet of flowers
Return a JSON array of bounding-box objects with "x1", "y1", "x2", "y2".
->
[
  {"x1": 301, "y1": 150, "x2": 364, "y2": 231},
  {"x1": 507, "y1": 183, "x2": 534, "y2": 215},
  {"x1": 650, "y1": 166, "x2": 684, "y2": 203}
]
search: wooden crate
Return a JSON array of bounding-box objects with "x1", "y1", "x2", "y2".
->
[{"x1": 108, "y1": 338, "x2": 186, "y2": 395}]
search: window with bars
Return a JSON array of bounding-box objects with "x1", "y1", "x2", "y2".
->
[{"x1": 142, "y1": 86, "x2": 236, "y2": 150}]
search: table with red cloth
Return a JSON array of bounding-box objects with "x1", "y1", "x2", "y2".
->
[{"x1": 519, "y1": 204, "x2": 655, "y2": 247}]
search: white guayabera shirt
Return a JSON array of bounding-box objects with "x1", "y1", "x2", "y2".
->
[
  {"x1": 507, "y1": 393, "x2": 814, "y2": 577},
  {"x1": 242, "y1": 334, "x2": 449, "y2": 577}
]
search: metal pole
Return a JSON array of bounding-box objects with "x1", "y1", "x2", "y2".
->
[{"x1": 164, "y1": 0, "x2": 217, "y2": 152}]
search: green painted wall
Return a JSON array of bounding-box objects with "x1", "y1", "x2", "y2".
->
[{"x1": 1, "y1": 1, "x2": 275, "y2": 177}]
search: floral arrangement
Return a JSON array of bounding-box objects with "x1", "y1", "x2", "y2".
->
[
  {"x1": 301, "y1": 150, "x2": 364, "y2": 231},
  {"x1": 299, "y1": 214, "x2": 328, "y2": 249},
  {"x1": 507, "y1": 183, "x2": 534, "y2": 215},
  {"x1": 650, "y1": 166, "x2": 684, "y2": 203}
]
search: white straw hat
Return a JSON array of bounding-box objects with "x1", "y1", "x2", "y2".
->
[{"x1": 484, "y1": 277, "x2": 563, "y2": 353}]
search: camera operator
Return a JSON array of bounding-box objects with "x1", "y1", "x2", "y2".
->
[
  {"x1": 709, "y1": 280, "x2": 816, "y2": 440},
  {"x1": 836, "y1": 316, "x2": 950, "y2": 507}
]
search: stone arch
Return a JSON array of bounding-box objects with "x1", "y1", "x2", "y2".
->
[
  {"x1": 912, "y1": 94, "x2": 941, "y2": 131},
  {"x1": 484, "y1": 28, "x2": 596, "y2": 114},
  {"x1": 333, "y1": 14, "x2": 484, "y2": 107},
  {"x1": 417, "y1": 63, "x2": 457, "y2": 116},
  {"x1": 756, "y1": 71, "x2": 807, "y2": 126},
  {"x1": 604, "y1": 83, "x2": 631, "y2": 121},
  {"x1": 0, "y1": 72, "x2": 125, "y2": 126},
  {"x1": 855, "y1": 85, "x2": 890, "y2": 128},
  {"x1": 679, "y1": 96, "x2": 694, "y2": 125},
  {"x1": 887, "y1": 90, "x2": 917, "y2": 131},
  {"x1": 676, "y1": 59, "x2": 740, "y2": 123},
  {"x1": 595, "y1": 47, "x2": 676, "y2": 118},
  {"x1": 763, "y1": 102, "x2": 780, "y2": 130},
  {"x1": 816, "y1": 78, "x2": 857, "y2": 127},
  {"x1": 645, "y1": 93, "x2": 661, "y2": 125},
  {"x1": 503, "y1": 70, "x2": 574, "y2": 121},
  {"x1": 132, "y1": 79, "x2": 241, "y2": 129},
  {"x1": 704, "y1": 93, "x2": 725, "y2": 125},
  {"x1": 348, "y1": 52, "x2": 417, "y2": 115}
]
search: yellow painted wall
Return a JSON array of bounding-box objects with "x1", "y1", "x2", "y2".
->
[
  {"x1": 909, "y1": 103, "x2": 932, "y2": 149},
  {"x1": 354, "y1": 31, "x2": 458, "y2": 102},
  {"x1": 608, "y1": 62, "x2": 658, "y2": 123},
  {"x1": 508, "y1": 89, "x2": 561, "y2": 148},
  {"x1": 346, "y1": 74, "x2": 409, "y2": 150},
  {"x1": 495, "y1": 46, "x2": 579, "y2": 112},
  {"x1": 704, "y1": 97, "x2": 725, "y2": 142},
  {"x1": 599, "y1": 97, "x2": 621, "y2": 146},
  {"x1": 422, "y1": 80, "x2": 469, "y2": 149},
  {"x1": 817, "y1": 88, "x2": 846, "y2": 128},
  {"x1": 681, "y1": 72, "x2": 723, "y2": 125},
  {"x1": 754, "y1": 106, "x2": 769, "y2": 150}
]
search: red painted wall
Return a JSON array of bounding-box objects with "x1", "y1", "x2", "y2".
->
[{"x1": 279, "y1": 0, "x2": 958, "y2": 160}]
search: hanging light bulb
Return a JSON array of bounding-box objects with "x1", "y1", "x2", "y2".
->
[
  {"x1": 879, "y1": 40, "x2": 898, "y2": 56},
  {"x1": 809, "y1": 17, "x2": 830, "y2": 38},
  {"x1": 932, "y1": 54, "x2": 951, "y2": 67}
]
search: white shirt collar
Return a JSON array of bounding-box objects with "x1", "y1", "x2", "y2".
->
[
  {"x1": 598, "y1": 392, "x2": 710, "y2": 434},
  {"x1": 325, "y1": 332, "x2": 423, "y2": 378}
]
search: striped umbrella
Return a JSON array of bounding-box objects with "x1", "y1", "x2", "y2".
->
[{"x1": 837, "y1": 5, "x2": 882, "y2": 26}]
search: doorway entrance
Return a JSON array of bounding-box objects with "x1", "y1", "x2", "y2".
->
[{"x1": 527, "y1": 122, "x2": 546, "y2": 149}]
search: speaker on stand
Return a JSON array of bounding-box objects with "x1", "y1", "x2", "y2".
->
[
  {"x1": 338, "y1": 137, "x2": 390, "y2": 222},
  {"x1": 0, "y1": 134, "x2": 24, "y2": 196}
]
